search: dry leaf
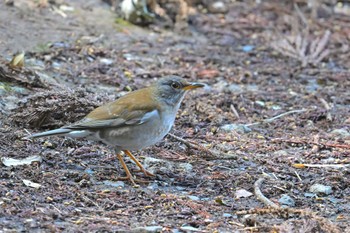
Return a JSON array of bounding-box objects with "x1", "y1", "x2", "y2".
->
[
  {"x1": 235, "y1": 189, "x2": 253, "y2": 198},
  {"x1": 9, "y1": 52, "x2": 25, "y2": 68},
  {"x1": 292, "y1": 163, "x2": 306, "y2": 168},
  {"x1": 23, "y1": 179, "x2": 42, "y2": 189},
  {"x1": 1, "y1": 155, "x2": 42, "y2": 167}
]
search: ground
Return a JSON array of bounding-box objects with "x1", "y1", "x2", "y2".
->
[{"x1": 0, "y1": 0, "x2": 350, "y2": 232}]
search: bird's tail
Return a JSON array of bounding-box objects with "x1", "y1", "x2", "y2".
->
[{"x1": 25, "y1": 128, "x2": 73, "y2": 139}]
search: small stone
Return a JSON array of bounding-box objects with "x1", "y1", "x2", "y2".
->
[
  {"x1": 143, "y1": 157, "x2": 192, "y2": 174},
  {"x1": 255, "y1": 100, "x2": 265, "y2": 107},
  {"x1": 103, "y1": 180, "x2": 125, "y2": 188},
  {"x1": 223, "y1": 213, "x2": 232, "y2": 218},
  {"x1": 171, "y1": 229, "x2": 182, "y2": 233},
  {"x1": 304, "y1": 192, "x2": 317, "y2": 198},
  {"x1": 188, "y1": 195, "x2": 200, "y2": 201},
  {"x1": 131, "y1": 226, "x2": 163, "y2": 233},
  {"x1": 100, "y1": 58, "x2": 113, "y2": 65},
  {"x1": 242, "y1": 45, "x2": 255, "y2": 52},
  {"x1": 330, "y1": 128, "x2": 350, "y2": 139},
  {"x1": 227, "y1": 84, "x2": 243, "y2": 93},
  {"x1": 278, "y1": 194, "x2": 295, "y2": 207},
  {"x1": 235, "y1": 189, "x2": 253, "y2": 198},
  {"x1": 84, "y1": 168, "x2": 94, "y2": 175},
  {"x1": 273, "y1": 150, "x2": 288, "y2": 157},
  {"x1": 213, "y1": 80, "x2": 244, "y2": 94},
  {"x1": 309, "y1": 184, "x2": 333, "y2": 195},
  {"x1": 180, "y1": 226, "x2": 202, "y2": 232},
  {"x1": 147, "y1": 182, "x2": 159, "y2": 190},
  {"x1": 207, "y1": 1, "x2": 228, "y2": 14},
  {"x1": 271, "y1": 105, "x2": 282, "y2": 110},
  {"x1": 219, "y1": 124, "x2": 252, "y2": 134}
]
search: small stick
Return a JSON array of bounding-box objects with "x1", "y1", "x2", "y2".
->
[
  {"x1": 246, "y1": 109, "x2": 307, "y2": 127},
  {"x1": 167, "y1": 133, "x2": 239, "y2": 160},
  {"x1": 254, "y1": 177, "x2": 279, "y2": 208},
  {"x1": 306, "y1": 134, "x2": 320, "y2": 156},
  {"x1": 230, "y1": 104, "x2": 240, "y2": 119},
  {"x1": 294, "y1": 3, "x2": 308, "y2": 27},
  {"x1": 236, "y1": 208, "x2": 341, "y2": 233},
  {"x1": 271, "y1": 138, "x2": 350, "y2": 149},
  {"x1": 294, "y1": 170, "x2": 303, "y2": 182},
  {"x1": 319, "y1": 97, "x2": 332, "y2": 121},
  {"x1": 293, "y1": 163, "x2": 350, "y2": 169},
  {"x1": 167, "y1": 133, "x2": 210, "y2": 153}
]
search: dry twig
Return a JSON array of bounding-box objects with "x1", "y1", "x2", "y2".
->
[
  {"x1": 167, "y1": 133, "x2": 239, "y2": 160},
  {"x1": 236, "y1": 207, "x2": 341, "y2": 233},
  {"x1": 272, "y1": 30, "x2": 331, "y2": 67},
  {"x1": 271, "y1": 138, "x2": 350, "y2": 150},
  {"x1": 246, "y1": 109, "x2": 307, "y2": 127},
  {"x1": 254, "y1": 177, "x2": 279, "y2": 208},
  {"x1": 319, "y1": 97, "x2": 333, "y2": 121},
  {"x1": 293, "y1": 163, "x2": 350, "y2": 169}
]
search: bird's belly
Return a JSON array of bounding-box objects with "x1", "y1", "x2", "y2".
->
[{"x1": 99, "y1": 113, "x2": 175, "y2": 151}]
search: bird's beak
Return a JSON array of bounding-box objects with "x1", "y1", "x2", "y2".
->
[{"x1": 183, "y1": 82, "x2": 205, "y2": 90}]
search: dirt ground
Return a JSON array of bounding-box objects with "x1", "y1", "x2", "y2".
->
[{"x1": 0, "y1": 0, "x2": 350, "y2": 232}]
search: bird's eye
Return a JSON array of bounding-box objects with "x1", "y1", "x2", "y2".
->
[{"x1": 171, "y1": 82, "x2": 181, "y2": 89}]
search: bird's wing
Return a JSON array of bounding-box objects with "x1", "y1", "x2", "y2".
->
[{"x1": 66, "y1": 87, "x2": 160, "y2": 130}]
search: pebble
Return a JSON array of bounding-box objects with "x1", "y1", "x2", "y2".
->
[
  {"x1": 242, "y1": 45, "x2": 255, "y2": 52},
  {"x1": 304, "y1": 192, "x2": 317, "y2": 198},
  {"x1": 235, "y1": 189, "x2": 253, "y2": 198},
  {"x1": 180, "y1": 226, "x2": 202, "y2": 232},
  {"x1": 227, "y1": 84, "x2": 243, "y2": 93},
  {"x1": 218, "y1": 124, "x2": 252, "y2": 134},
  {"x1": 103, "y1": 180, "x2": 125, "y2": 188},
  {"x1": 143, "y1": 157, "x2": 193, "y2": 174},
  {"x1": 278, "y1": 194, "x2": 295, "y2": 207},
  {"x1": 131, "y1": 226, "x2": 162, "y2": 233},
  {"x1": 223, "y1": 213, "x2": 232, "y2": 218},
  {"x1": 100, "y1": 58, "x2": 113, "y2": 65},
  {"x1": 273, "y1": 150, "x2": 288, "y2": 157},
  {"x1": 188, "y1": 195, "x2": 200, "y2": 201},
  {"x1": 330, "y1": 128, "x2": 350, "y2": 139},
  {"x1": 309, "y1": 184, "x2": 333, "y2": 195},
  {"x1": 207, "y1": 1, "x2": 228, "y2": 14}
]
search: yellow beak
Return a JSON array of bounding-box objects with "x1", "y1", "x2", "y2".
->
[{"x1": 182, "y1": 82, "x2": 205, "y2": 90}]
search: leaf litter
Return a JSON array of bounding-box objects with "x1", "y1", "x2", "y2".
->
[{"x1": 0, "y1": 0, "x2": 349, "y2": 232}]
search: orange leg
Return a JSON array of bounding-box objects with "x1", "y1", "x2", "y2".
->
[
  {"x1": 123, "y1": 150, "x2": 155, "y2": 177},
  {"x1": 116, "y1": 153, "x2": 138, "y2": 186}
]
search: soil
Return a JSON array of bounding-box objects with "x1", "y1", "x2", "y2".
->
[{"x1": 0, "y1": 0, "x2": 350, "y2": 232}]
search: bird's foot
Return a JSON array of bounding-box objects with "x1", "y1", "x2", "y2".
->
[
  {"x1": 132, "y1": 168, "x2": 155, "y2": 177},
  {"x1": 116, "y1": 175, "x2": 150, "y2": 186}
]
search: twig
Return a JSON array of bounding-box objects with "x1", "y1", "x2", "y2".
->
[
  {"x1": 254, "y1": 177, "x2": 279, "y2": 208},
  {"x1": 237, "y1": 207, "x2": 306, "y2": 216},
  {"x1": 167, "y1": 133, "x2": 239, "y2": 160},
  {"x1": 294, "y1": 170, "x2": 303, "y2": 182},
  {"x1": 294, "y1": 3, "x2": 308, "y2": 27},
  {"x1": 306, "y1": 134, "x2": 320, "y2": 156},
  {"x1": 271, "y1": 138, "x2": 350, "y2": 150},
  {"x1": 319, "y1": 97, "x2": 332, "y2": 121},
  {"x1": 236, "y1": 207, "x2": 341, "y2": 233},
  {"x1": 230, "y1": 104, "x2": 240, "y2": 119},
  {"x1": 293, "y1": 163, "x2": 350, "y2": 169},
  {"x1": 245, "y1": 109, "x2": 307, "y2": 127}
]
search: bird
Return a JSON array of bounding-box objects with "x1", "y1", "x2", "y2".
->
[{"x1": 26, "y1": 75, "x2": 205, "y2": 185}]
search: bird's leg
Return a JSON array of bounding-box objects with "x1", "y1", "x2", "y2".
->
[
  {"x1": 116, "y1": 153, "x2": 138, "y2": 186},
  {"x1": 123, "y1": 150, "x2": 155, "y2": 177}
]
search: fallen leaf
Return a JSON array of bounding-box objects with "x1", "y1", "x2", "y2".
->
[
  {"x1": 9, "y1": 52, "x2": 25, "y2": 68},
  {"x1": 1, "y1": 155, "x2": 42, "y2": 167},
  {"x1": 23, "y1": 179, "x2": 41, "y2": 189},
  {"x1": 292, "y1": 163, "x2": 306, "y2": 168},
  {"x1": 235, "y1": 189, "x2": 253, "y2": 198}
]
